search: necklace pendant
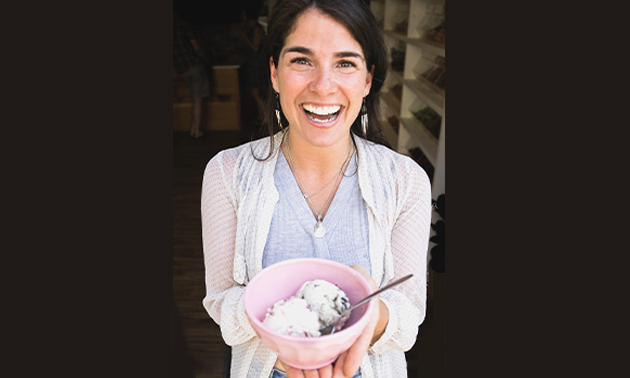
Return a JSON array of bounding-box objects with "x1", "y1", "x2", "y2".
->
[{"x1": 313, "y1": 221, "x2": 326, "y2": 238}]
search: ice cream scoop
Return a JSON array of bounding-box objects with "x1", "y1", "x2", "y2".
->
[
  {"x1": 296, "y1": 279, "x2": 351, "y2": 331},
  {"x1": 263, "y1": 297, "x2": 322, "y2": 337},
  {"x1": 262, "y1": 278, "x2": 351, "y2": 337}
]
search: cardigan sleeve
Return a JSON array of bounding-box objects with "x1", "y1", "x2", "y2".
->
[
  {"x1": 369, "y1": 155, "x2": 432, "y2": 355},
  {"x1": 200, "y1": 149, "x2": 258, "y2": 346}
]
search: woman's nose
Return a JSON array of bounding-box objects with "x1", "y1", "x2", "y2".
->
[{"x1": 309, "y1": 66, "x2": 337, "y2": 95}]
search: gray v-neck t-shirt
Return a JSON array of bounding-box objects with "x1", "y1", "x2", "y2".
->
[{"x1": 262, "y1": 151, "x2": 371, "y2": 274}]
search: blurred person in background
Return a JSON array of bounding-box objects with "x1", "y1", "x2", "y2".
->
[{"x1": 173, "y1": 12, "x2": 210, "y2": 139}]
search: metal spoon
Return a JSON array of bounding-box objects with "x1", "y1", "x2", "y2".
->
[{"x1": 320, "y1": 274, "x2": 414, "y2": 335}]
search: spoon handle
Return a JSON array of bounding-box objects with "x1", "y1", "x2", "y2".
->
[
  {"x1": 346, "y1": 274, "x2": 414, "y2": 313},
  {"x1": 322, "y1": 274, "x2": 414, "y2": 335}
]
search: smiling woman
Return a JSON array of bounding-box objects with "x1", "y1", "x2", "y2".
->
[
  {"x1": 258, "y1": 0, "x2": 389, "y2": 153},
  {"x1": 269, "y1": 8, "x2": 373, "y2": 154},
  {"x1": 200, "y1": 1, "x2": 433, "y2": 378}
]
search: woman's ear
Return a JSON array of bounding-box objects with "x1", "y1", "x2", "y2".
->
[{"x1": 270, "y1": 57, "x2": 279, "y2": 93}]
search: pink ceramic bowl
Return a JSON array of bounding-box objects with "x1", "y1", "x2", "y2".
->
[{"x1": 243, "y1": 258, "x2": 375, "y2": 370}]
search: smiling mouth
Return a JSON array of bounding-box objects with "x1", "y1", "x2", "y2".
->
[{"x1": 302, "y1": 104, "x2": 341, "y2": 123}]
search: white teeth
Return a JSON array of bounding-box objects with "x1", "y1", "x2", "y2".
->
[
  {"x1": 308, "y1": 113, "x2": 337, "y2": 123},
  {"x1": 303, "y1": 104, "x2": 341, "y2": 115}
]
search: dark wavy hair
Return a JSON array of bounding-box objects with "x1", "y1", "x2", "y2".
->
[{"x1": 253, "y1": 0, "x2": 390, "y2": 159}]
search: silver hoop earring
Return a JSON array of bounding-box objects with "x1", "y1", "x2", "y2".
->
[{"x1": 360, "y1": 98, "x2": 368, "y2": 136}]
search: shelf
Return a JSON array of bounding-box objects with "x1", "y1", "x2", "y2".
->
[
  {"x1": 404, "y1": 77, "x2": 445, "y2": 117},
  {"x1": 385, "y1": 32, "x2": 445, "y2": 58},
  {"x1": 407, "y1": 37, "x2": 445, "y2": 57},
  {"x1": 393, "y1": 66, "x2": 444, "y2": 117},
  {"x1": 400, "y1": 117, "x2": 438, "y2": 167},
  {"x1": 377, "y1": 0, "x2": 445, "y2": 201}
]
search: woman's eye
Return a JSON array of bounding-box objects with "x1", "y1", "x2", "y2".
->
[
  {"x1": 339, "y1": 61, "x2": 357, "y2": 69},
  {"x1": 291, "y1": 57, "x2": 310, "y2": 65}
]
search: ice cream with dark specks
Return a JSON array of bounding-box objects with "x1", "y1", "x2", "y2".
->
[{"x1": 262, "y1": 279, "x2": 350, "y2": 337}]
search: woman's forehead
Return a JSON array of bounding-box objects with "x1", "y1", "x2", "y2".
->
[{"x1": 282, "y1": 9, "x2": 364, "y2": 58}]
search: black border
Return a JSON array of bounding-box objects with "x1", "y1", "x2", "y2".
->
[
  {"x1": 29, "y1": 1, "x2": 175, "y2": 375},
  {"x1": 447, "y1": 0, "x2": 572, "y2": 375}
]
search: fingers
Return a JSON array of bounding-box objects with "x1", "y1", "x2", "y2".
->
[
  {"x1": 332, "y1": 351, "x2": 348, "y2": 378},
  {"x1": 284, "y1": 365, "x2": 305, "y2": 378},
  {"x1": 284, "y1": 363, "x2": 333, "y2": 378},
  {"x1": 317, "y1": 364, "x2": 333, "y2": 378},
  {"x1": 332, "y1": 351, "x2": 361, "y2": 378}
]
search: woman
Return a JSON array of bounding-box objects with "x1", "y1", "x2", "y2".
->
[{"x1": 201, "y1": 1, "x2": 432, "y2": 377}]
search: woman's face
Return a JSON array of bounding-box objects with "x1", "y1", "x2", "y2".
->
[{"x1": 270, "y1": 8, "x2": 373, "y2": 149}]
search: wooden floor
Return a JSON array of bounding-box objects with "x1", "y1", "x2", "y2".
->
[{"x1": 172, "y1": 129, "x2": 445, "y2": 378}]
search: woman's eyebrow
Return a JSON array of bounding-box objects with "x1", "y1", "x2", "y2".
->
[
  {"x1": 335, "y1": 51, "x2": 365, "y2": 61},
  {"x1": 282, "y1": 46, "x2": 312, "y2": 57},
  {"x1": 282, "y1": 46, "x2": 365, "y2": 61}
]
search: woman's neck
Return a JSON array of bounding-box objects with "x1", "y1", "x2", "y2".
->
[{"x1": 282, "y1": 131, "x2": 353, "y2": 178}]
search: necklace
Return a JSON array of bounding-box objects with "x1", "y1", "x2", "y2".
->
[
  {"x1": 297, "y1": 161, "x2": 344, "y2": 200},
  {"x1": 285, "y1": 132, "x2": 354, "y2": 238}
]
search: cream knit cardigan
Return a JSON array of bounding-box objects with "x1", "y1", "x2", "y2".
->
[{"x1": 201, "y1": 131, "x2": 432, "y2": 378}]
